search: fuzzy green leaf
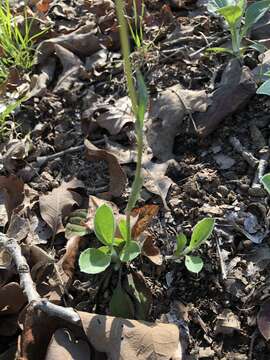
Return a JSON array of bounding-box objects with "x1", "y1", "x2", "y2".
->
[
  {"x1": 94, "y1": 204, "x2": 115, "y2": 245},
  {"x1": 136, "y1": 70, "x2": 148, "y2": 127},
  {"x1": 120, "y1": 241, "x2": 141, "y2": 262},
  {"x1": 185, "y1": 255, "x2": 204, "y2": 273},
  {"x1": 243, "y1": 0, "x2": 270, "y2": 35},
  {"x1": 118, "y1": 218, "x2": 128, "y2": 241},
  {"x1": 257, "y1": 79, "x2": 270, "y2": 96},
  {"x1": 188, "y1": 218, "x2": 215, "y2": 251},
  {"x1": 174, "y1": 233, "x2": 187, "y2": 256},
  {"x1": 79, "y1": 247, "x2": 111, "y2": 274},
  {"x1": 261, "y1": 173, "x2": 270, "y2": 194},
  {"x1": 109, "y1": 285, "x2": 135, "y2": 318},
  {"x1": 217, "y1": 5, "x2": 243, "y2": 26}
]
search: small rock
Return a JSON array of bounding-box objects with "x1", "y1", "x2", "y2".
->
[{"x1": 214, "y1": 154, "x2": 236, "y2": 170}]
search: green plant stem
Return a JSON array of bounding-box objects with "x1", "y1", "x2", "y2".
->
[
  {"x1": 125, "y1": 130, "x2": 143, "y2": 243},
  {"x1": 115, "y1": 0, "x2": 138, "y2": 113},
  {"x1": 115, "y1": 0, "x2": 145, "y2": 245}
]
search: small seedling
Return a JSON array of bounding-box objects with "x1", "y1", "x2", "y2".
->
[
  {"x1": 79, "y1": 204, "x2": 141, "y2": 274},
  {"x1": 173, "y1": 218, "x2": 215, "y2": 273},
  {"x1": 0, "y1": 0, "x2": 46, "y2": 81},
  {"x1": 207, "y1": 0, "x2": 270, "y2": 58},
  {"x1": 126, "y1": 0, "x2": 145, "y2": 49}
]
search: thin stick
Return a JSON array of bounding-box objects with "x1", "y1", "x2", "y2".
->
[
  {"x1": 252, "y1": 147, "x2": 270, "y2": 188},
  {"x1": 229, "y1": 136, "x2": 258, "y2": 168}
]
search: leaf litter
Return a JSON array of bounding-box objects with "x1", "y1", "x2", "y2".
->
[{"x1": 1, "y1": 0, "x2": 270, "y2": 359}]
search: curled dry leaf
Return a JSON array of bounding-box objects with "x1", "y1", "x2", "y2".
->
[
  {"x1": 131, "y1": 205, "x2": 159, "y2": 239},
  {"x1": 45, "y1": 328, "x2": 91, "y2": 360},
  {"x1": 257, "y1": 301, "x2": 270, "y2": 341},
  {"x1": 39, "y1": 178, "x2": 85, "y2": 237},
  {"x1": 79, "y1": 311, "x2": 182, "y2": 360},
  {"x1": 142, "y1": 235, "x2": 163, "y2": 266},
  {"x1": 84, "y1": 139, "x2": 127, "y2": 198},
  {"x1": 0, "y1": 176, "x2": 24, "y2": 220},
  {"x1": 142, "y1": 161, "x2": 174, "y2": 210},
  {"x1": 57, "y1": 235, "x2": 85, "y2": 288},
  {"x1": 95, "y1": 96, "x2": 134, "y2": 135}
]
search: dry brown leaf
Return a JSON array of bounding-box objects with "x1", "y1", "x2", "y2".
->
[
  {"x1": 0, "y1": 176, "x2": 24, "y2": 220},
  {"x1": 0, "y1": 282, "x2": 27, "y2": 315},
  {"x1": 257, "y1": 301, "x2": 270, "y2": 341},
  {"x1": 147, "y1": 85, "x2": 208, "y2": 160},
  {"x1": 79, "y1": 311, "x2": 182, "y2": 360},
  {"x1": 95, "y1": 96, "x2": 134, "y2": 135},
  {"x1": 131, "y1": 205, "x2": 159, "y2": 239},
  {"x1": 45, "y1": 328, "x2": 91, "y2": 360},
  {"x1": 57, "y1": 236, "x2": 84, "y2": 288},
  {"x1": 36, "y1": 0, "x2": 52, "y2": 13},
  {"x1": 142, "y1": 235, "x2": 163, "y2": 266},
  {"x1": 142, "y1": 161, "x2": 174, "y2": 210},
  {"x1": 18, "y1": 304, "x2": 83, "y2": 360},
  {"x1": 84, "y1": 139, "x2": 127, "y2": 198},
  {"x1": 39, "y1": 178, "x2": 85, "y2": 237}
]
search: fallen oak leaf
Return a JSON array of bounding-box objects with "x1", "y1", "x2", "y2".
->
[
  {"x1": 79, "y1": 311, "x2": 182, "y2": 360},
  {"x1": 84, "y1": 139, "x2": 127, "y2": 198},
  {"x1": 39, "y1": 178, "x2": 85, "y2": 237}
]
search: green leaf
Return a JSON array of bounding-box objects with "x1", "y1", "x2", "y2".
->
[
  {"x1": 109, "y1": 285, "x2": 135, "y2": 318},
  {"x1": 65, "y1": 209, "x2": 89, "y2": 239},
  {"x1": 174, "y1": 233, "x2": 187, "y2": 256},
  {"x1": 243, "y1": 0, "x2": 270, "y2": 35},
  {"x1": 207, "y1": 0, "x2": 237, "y2": 14},
  {"x1": 185, "y1": 255, "x2": 204, "y2": 273},
  {"x1": 261, "y1": 173, "x2": 270, "y2": 194},
  {"x1": 127, "y1": 272, "x2": 152, "y2": 320},
  {"x1": 118, "y1": 218, "x2": 128, "y2": 241},
  {"x1": 257, "y1": 79, "x2": 270, "y2": 96},
  {"x1": 217, "y1": 5, "x2": 243, "y2": 26},
  {"x1": 248, "y1": 42, "x2": 267, "y2": 53},
  {"x1": 94, "y1": 204, "x2": 115, "y2": 245},
  {"x1": 188, "y1": 218, "x2": 215, "y2": 251},
  {"x1": 136, "y1": 70, "x2": 148, "y2": 127},
  {"x1": 206, "y1": 47, "x2": 234, "y2": 54},
  {"x1": 120, "y1": 241, "x2": 141, "y2": 262},
  {"x1": 79, "y1": 247, "x2": 111, "y2": 274}
]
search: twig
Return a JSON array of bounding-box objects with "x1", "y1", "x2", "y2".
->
[
  {"x1": 35, "y1": 138, "x2": 105, "y2": 167},
  {"x1": 229, "y1": 136, "x2": 258, "y2": 168},
  {"x1": 215, "y1": 235, "x2": 227, "y2": 280},
  {"x1": 0, "y1": 233, "x2": 81, "y2": 325},
  {"x1": 189, "y1": 35, "x2": 230, "y2": 58},
  {"x1": 252, "y1": 147, "x2": 270, "y2": 188}
]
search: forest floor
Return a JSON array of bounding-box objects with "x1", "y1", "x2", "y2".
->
[{"x1": 1, "y1": 0, "x2": 270, "y2": 359}]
